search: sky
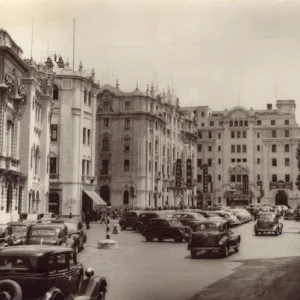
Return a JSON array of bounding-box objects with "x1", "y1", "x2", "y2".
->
[{"x1": 2, "y1": 0, "x2": 300, "y2": 119}]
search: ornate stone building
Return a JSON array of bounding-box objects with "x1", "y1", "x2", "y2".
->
[
  {"x1": 0, "y1": 30, "x2": 29, "y2": 222},
  {"x1": 49, "y1": 59, "x2": 103, "y2": 215},
  {"x1": 19, "y1": 59, "x2": 54, "y2": 214},
  {"x1": 188, "y1": 100, "x2": 300, "y2": 207},
  {"x1": 96, "y1": 82, "x2": 198, "y2": 208}
]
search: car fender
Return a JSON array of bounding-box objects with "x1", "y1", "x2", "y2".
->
[
  {"x1": 40, "y1": 287, "x2": 64, "y2": 300},
  {"x1": 135, "y1": 221, "x2": 143, "y2": 228},
  {"x1": 77, "y1": 276, "x2": 107, "y2": 298}
]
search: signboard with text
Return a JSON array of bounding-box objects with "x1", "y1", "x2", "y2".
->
[
  {"x1": 243, "y1": 175, "x2": 249, "y2": 194},
  {"x1": 202, "y1": 164, "x2": 208, "y2": 193},
  {"x1": 186, "y1": 158, "x2": 192, "y2": 188},
  {"x1": 175, "y1": 159, "x2": 182, "y2": 188}
]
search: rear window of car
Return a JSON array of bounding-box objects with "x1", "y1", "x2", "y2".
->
[
  {"x1": 31, "y1": 229, "x2": 56, "y2": 236},
  {"x1": 125, "y1": 212, "x2": 138, "y2": 218},
  {"x1": 194, "y1": 223, "x2": 218, "y2": 231},
  {"x1": 258, "y1": 214, "x2": 273, "y2": 220},
  {"x1": 11, "y1": 225, "x2": 27, "y2": 234},
  {"x1": 169, "y1": 219, "x2": 181, "y2": 226},
  {"x1": 0, "y1": 257, "x2": 29, "y2": 271}
]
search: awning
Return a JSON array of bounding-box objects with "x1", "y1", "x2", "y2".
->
[{"x1": 83, "y1": 190, "x2": 107, "y2": 206}]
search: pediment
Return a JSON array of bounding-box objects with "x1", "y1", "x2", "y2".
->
[
  {"x1": 228, "y1": 164, "x2": 249, "y2": 174},
  {"x1": 224, "y1": 106, "x2": 254, "y2": 119}
]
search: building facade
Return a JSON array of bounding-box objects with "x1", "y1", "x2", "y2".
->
[
  {"x1": 49, "y1": 59, "x2": 102, "y2": 215},
  {"x1": 96, "y1": 83, "x2": 198, "y2": 208},
  {"x1": 188, "y1": 100, "x2": 300, "y2": 207},
  {"x1": 0, "y1": 30, "x2": 29, "y2": 222},
  {"x1": 19, "y1": 59, "x2": 54, "y2": 214}
]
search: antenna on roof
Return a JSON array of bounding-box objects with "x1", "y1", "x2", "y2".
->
[{"x1": 30, "y1": 18, "x2": 34, "y2": 60}]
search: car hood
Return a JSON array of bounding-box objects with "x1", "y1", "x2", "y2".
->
[{"x1": 256, "y1": 219, "x2": 275, "y2": 228}]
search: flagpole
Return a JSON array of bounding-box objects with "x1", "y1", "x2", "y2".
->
[{"x1": 73, "y1": 18, "x2": 75, "y2": 71}]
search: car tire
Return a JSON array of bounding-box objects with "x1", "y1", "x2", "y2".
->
[
  {"x1": 275, "y1": 229, "x2": 279, "y2": 236},
  {"x1": 174, "y1": 235, "x2": 183, "y2": 243},
  {"x1": 145, "y1": 235, "x2": 153, "y2": 242},
  {"x1": 83, "y1": 236, "x2": 87, "y2": 243},
  {"x1": 0, "y1": 279, "x2": 22, "y2": 300},
  {"x1": 157, "y1": 237, "x2": 164, "y2": 242},
  {"x1": 191, "y1": 250, "x2": 197, "y2": 259},
  {"x1": 184, "y1": 237, "x2": 190, "y2": 242},
  {"x1": 98, "y1": 289, "x2": 106, "y2": 300},
  {"x1": 255, "y1": 231, "x2": 258, "y2": 236},
  {"x1": 121, "y1": 225, "x2": 127, "y2": 230},
  {"x1": 221, "y1": 245, "x2": 229, "y2": 258},
  {"x1": 234, "y1": 241, "x2": 240, "y2": 253},
  {"x1": 136, "y1": 223, "x2": 143, "y2": 233}
]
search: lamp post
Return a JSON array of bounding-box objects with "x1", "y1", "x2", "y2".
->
[{"x1": 229, "y1": 183, "x2": 236, "y2": 207}]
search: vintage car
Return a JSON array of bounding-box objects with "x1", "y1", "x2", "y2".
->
[
  {"x1": 7, "y1": 221, "x2": 35, "y2": 245},
  {"x1": 0, "y1": 245, "x2": 107, "y2": 300},
  {"x1": 27, "y1": 223, "x2": 68, "y2": 246},
  {"x1": 294, "y1": 209, "x2": 300, "y2": 221},
  {"x1": 188, "y1": 220, "x2": 241, "y2": 259},
  {"x1": 284, "y1": 208, "x2": 295, "y2": 220},
  {"x1": 254, "y1": 212, "x2": 283, "y2": 236},
  {"x1": 135, "y1": 211, "x2": 170, "y2": 233},
  {"x1": 0, "y1": 224, "x2": 24, "y2": 248},
  {"x1": 172, "y1": 212, "x2": 206, "y2": 228},
  {"x1": 142, "y1": 218, "x2": 192, "y2": 243},
  {"x1": 51, "y1": 218, "x2": 87, "y2": 252},
  {"x1": 119, "y1": 211, "x2": 145, "y2": 230}
]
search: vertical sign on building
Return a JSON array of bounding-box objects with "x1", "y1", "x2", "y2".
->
[
  {"x1": 243, "y1": 175, "x2": 249, "y2": 194},
  {"x1": 175, "y1": 159, "x2": 182, "y2": 188},
  {"x1": 202, "y1": 164, "x2": 208, "y2": 193},
  {"x1": 186, "y1": 158, "x2": 192, "y2": 188}
]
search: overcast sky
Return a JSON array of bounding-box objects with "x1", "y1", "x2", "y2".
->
[{"x1": 2, "y1": 0, "x2": 300, "y2": 119}]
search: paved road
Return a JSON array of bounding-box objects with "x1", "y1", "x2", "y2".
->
[{"x1": 78, "y1": 219, "x2": 300, "y2": 300}]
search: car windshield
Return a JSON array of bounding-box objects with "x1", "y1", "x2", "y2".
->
[
  {"x1": 207, "y1": 212, "x2": 218, "y2": 217},
  {"x1": 63, "y1": 222, "x2": 78, "y2": 231},
  {"x1": 194, "y1": 223, "x2": 218, "y2": 231},
  {"x1": 11, "y1": 225, "x2": 27, "y2": 234},
  {"x1": 169, "y1": 219, "x2": 182, "y2": 226},
  {"x1": 0, "y1": 225, "x2": 6, "y2": 235},
  {"x1": 124, "y1": 212, "x2": 137, "y2": 217},
  {"x1": 0, "y1": 257, "x2": 29, "y2": 271},
  {"x1": 31, "y1": 229, "x2": 57, "y2": 236},
  {"x1": 258, "y1": 214, "x2": 273, "y2": 220}
]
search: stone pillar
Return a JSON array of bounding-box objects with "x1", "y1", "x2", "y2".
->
[
  {"x1": 12, "y1": 118, "x2": 18, "y2": 158},
  {"x1": 0, "y1": 100, "x2": 4, "y2": 154}
]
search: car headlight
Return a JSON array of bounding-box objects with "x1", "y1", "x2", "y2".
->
[
  {"x1": 273, "y1": 225, "x2": 277, "y2": 230},
  {"x1": 219, "y1": 236, "x2": 227, "y2": 246}
]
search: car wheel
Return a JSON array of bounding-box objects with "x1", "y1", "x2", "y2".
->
[
  {"x1": 157, "y1": 237, "x2": 164, "y2": 242},
  {"x1": 121, "y1": 225, "x2": 127, "y2": 230},
  {"x1": 275, "y1": 229, "x2": 279, "y2": 236},
  {"x1": 184, "y1": 237, "x2": 190, "y2": 242},
  {"x1": 61, "y1": 242, "x2": 67, "y2": 247},
  {"x1": 0, "y1": 279, "x2": 22, "y2": 300},
  {"x1": 83, "y1": 236, "x2": 87, "y2": 243},
  {"x1": 174, "y1": 235, "x2": 183, "y2": 243},
  {"x1": 255, "y1": 231, "x2": 258, "y2": 236},
  {"x1": 98, "y1": 289, "x2": 106, "y2": 300},
  {"x1": 221, "y1": 245, "x2": 229, "y2": 258},
  {"x1": 136, "y1": 223, "x2": 143, "y2": 233},
  {"x1": 145, "y1": 235, "x2": 153, "y2": 242},
  {"x1": 234, "y1": 241, "x2": 240, "y2": 253},
  {"x1": 191, "y1": 250, "x2": 197, "y2": 259}
]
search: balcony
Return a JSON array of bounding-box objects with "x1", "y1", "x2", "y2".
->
[
  {"x1": 99, "y1": 170, "x2": 112, "y2": 180},
  {"x1": 82, "y1": 175, "x2": 97, "y2": 184},
  {"x1": 49, "y1": 173, "x2": 60, "y2": 180},
  {"x1": 5, "y1": 157, "x2": 19, "y2": 172}
]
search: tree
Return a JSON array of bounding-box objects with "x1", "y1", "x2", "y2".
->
[{"x1": 296, "y1": 143, "x2": 300, "y2": 191}]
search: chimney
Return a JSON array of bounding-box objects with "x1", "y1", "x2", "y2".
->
[{"x1": 267, "y1": 103, "x2": 272, "y2": 110}]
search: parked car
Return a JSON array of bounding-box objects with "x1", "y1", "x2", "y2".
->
[
  {"x1": 51, "y1": 218, "x2": 87, "y2": 252},
  {"x1": 172, "y1": 212, "x2": 206, "y2": 228},
  {"x1": 200, "y1": 211, "x2": 225, "y2": 221},
  {"x1": 142, "y1": 218, "x2": 192, "y2": 243},
  {"x1": 7, "y1": 221, "x2": 35, "y2": 244},
  {"x1": 214, "y1": 210, "x2": 241, "y2": 227},
  {"x1": 294, "y1": 209, "x2": 300, "y2": 221},
  {"x1": 119, "y1": 211, "x2": 145, "y2": 230},
  {"x1": 0, "y1": 245, "x2": 107, "y2": 300},
  {"x1": 254, "y1": 212, "x2": 283, "y2": 236},
  {"x1": 27, "y1": 223, "x2": 68, "y2": 246},
  {"x1": 188, "y1": 220, "x2": 240, "y2": 259},
  {"x1": 284, "y1": 208, "x2": 295, "y2": 220}
]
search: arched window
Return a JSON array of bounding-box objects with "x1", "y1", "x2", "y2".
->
[
  {"x1": 239, "y1": 120, "x2": 243, "y2": 127},
  {"x1": 124, "y1": 138, "x2": 130, "y2": 151},
  {"x1": 53, "y1": 85, "x2": 59, "y2": 100},
  {"x1": 84, "y1": 89, "x2": 87, "y2": 104},
  {"x1": 88, "y1": 91, "x2": 92, "y2": 106},
  {"x1": 30, "y1": 145, "x2": 34, "y2": 168},
  {"x1": 102, "y1": 137, "x2": 109, "y2": 151},
  {"x1": 244, "y1": 120, "x2": 248, "y2": 127},
  {"x1": 229, "y1": 121, "x2": 233, "y2": 127},
  {"x1": 35, "y1": 146, "x2": 40, "y2": 175},
  {"x1": 234, "y1": 121, "x2": 238, "y2": 127},
  {"x1": 123, "y1": 191, "x2": 129, "y2": 205}
]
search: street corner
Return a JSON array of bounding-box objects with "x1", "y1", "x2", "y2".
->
[{"x1": 187, "y1": 256, "x2": 300, "y2": 300}]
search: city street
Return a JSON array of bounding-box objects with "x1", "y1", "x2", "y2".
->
[{"x1": 78, "y1": 219, "x2": 300, "y2": 300}]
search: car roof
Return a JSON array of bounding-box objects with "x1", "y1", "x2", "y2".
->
[
  {"x1": 149, "y1": 217, "x2": 179, "y2": 221},
  {"x1": 0, "y1": 245, "x2": 73, "y2": 257},
  {"x1": 52, "y1": 218, "x2": 80, "y2": 223},
  {"x1": 192, "y1": 219, "x2": 228, "y2": 225},
  {"x1": 8, "y1": 222, "x2": 30, "y2": 226},
  {"x1": 173, "y1": 212, "x2": 199, "y2": 215},
  {"x1": 31, "y1": 223, "x2": 66, "y2": 229}
]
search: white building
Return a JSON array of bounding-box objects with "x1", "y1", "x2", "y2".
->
[{"x1": 188, "y1": 100, "x2": 300, "y2": 207}]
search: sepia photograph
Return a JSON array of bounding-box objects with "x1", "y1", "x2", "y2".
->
[{"x1": 1, "y1": 0, "x2": 300, "y2": 299}]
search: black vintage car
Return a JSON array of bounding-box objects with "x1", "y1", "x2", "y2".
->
[
  {"x1": 8, "y1": 221, "x2": 35, "y2": 245},
  {"x1": 0, "y1": 245, "x2": 107, "y2": 300},
  {"x1": 254, "y1": 212, "x2": 283, "y2": 236},
  {"x1": 0, "y1": 224, "x2": 24, "y2": 248},
  {"x1": 172, "y1": 212, "x2": 206, "y2": 228},
  {"x1": 51, "y1": 219, "x2": 87, "y2": 253},
  {"x1": 27, "y1": 223, "x2": 68, "y2": 246},
  {"x1": 119, "y1": 211, "x2": 145, "y2": 230},
  {"x1": 142, "y1": 218, "x2": 192, "y2": 243},
  {"x1": 188, "y1": 220, "x2": 241, "y2": 258}
]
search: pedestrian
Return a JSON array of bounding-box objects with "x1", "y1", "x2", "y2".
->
[
  {"x1": 66, "y1": 234, "x2": 75, "y2": 248},
  {"x1": 85, "y1": 210, "x2": 91, "y2": 229},
  {"x1": 100, "y1": 211, "x2": 106, "y2": 224},
  {"x1": 69, "y1": 212, "x2": 73, "y2": 219}
]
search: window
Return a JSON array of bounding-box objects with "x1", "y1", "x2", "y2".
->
[
  {"x1": 229, "y1": 121, "x2": 233, "y2": 127},
  {"x1": 244, "y1": 120, "x2": 248, "y2": 126},
  {"x1": 49, "y1": 157, "x2": 57, "y2": 174},
  {"x1": 285, "y1": 144, "x2": 290, "y2": 152},
  {"x1": 237, "y1": 175, "x2": 242, "y2": 182},
  {"x1": 242, "y1": 158, "x2": 247, "y2": 162},
  {"x1": 242, "y1": 145, "x2": 247, "y2": 153},
  {"x1": 257, "y1": 145, "x2": 260, "y2": 151},
  {"x1": 272, "y1": 145, "x2": 276, "y2": 153},
  {"x1": 210, "y1": 121, "x2": 214, "y2": 127},
  {"x1": 231, "y1": 175, "x2": 236, "y2": 182},
  {"x1": 82, "y1": 160, "x2": 85, "y2": 176},
  {"x1": 125, "y1": 101, "x2": 131, "y2": 110},
  {"x1": 285, "y1": 174, "x2": 290, "y2": 182},
  {"x1": 208, "y1": 146, "x2": 212, "y2": 152},
  {"x1": 257, "y1": 174, "x2": 261, "y2": 180},
  {"x1": 218, "y1": 158, "x2": 221, "y2": 164},
  {"x1": 50, "y1": 125, "x2": 58, "y2": 142},
  {"x1": 197, "y1": 145, "x2": 202, "y2": 152},
  {"x1": 257, "y1": 132, "x2": 260, "y2": 138},
  {"x1": 231, "y1": 131, "x2": 235, "y2": 138},
  {"x1": 237, "y1": 145, "x2": 241, "y2": 153},
  {"x1": 285, "y1": 120, "x2": 289, "y2": 125},
  {"x1": 103, "y1": 119, "x2": 109, "y2": 127},
  {"x1": 197, "y1": 175, "x2": 202, "y2": 182},
  {"x1": 201, "y1": 123, "x2": 205, "y2": 127},
  {"x1": 237, "y1": 158, "x2": 241, "y2": 162},
  {"x1": 257, "y1": 120, "x2": 261, "y2": 126},
  {"x1": 103, "y1": 102, "x2": 109, "y2": 110},
  {"x1": 242, "y1": 131, "x2": 247, "y2": 138},
  {"x1": 218, "y1": 146, "x2": 221, "y2": 151},
  {"x1": 197, "y1": 159, "x2": 202, "y2": 167},
  {"x1": 272, "y1": 158, "x2": 277, "y2": 167},
  {"x1": 53, "y1": 85, "x2": 59, "y2": 100},
  {"x1": 124, "y1": 138, "x2": 130, "y2": 151},
  {"x1": 231, "y1": 158, "x2": 235, "y2": 163},
  {"x1": 56, "y1": 254, "x2": 68, "y2": 272},
  {"x1": 218, "y1": 174, "x2": 221, "y2": 180},
  {"x1": 149, "y1": 161, "x2": 152, "y2": 172},
  {"x1": 257, "y1": 158, "x2": 260, "y2": 164},
  {"x1": 272, "y1": 174, "x2": 277, "y2": 182},
  {"x1": 285, "y1": 130, "x2": 290, "y2": 138},
  {"x1": 87, "y1": 129, "x2": 91, "y2": 146},
  {"x1": 198, "y1": 132, "x2": 202, "y2": 139},
  {"x1": 102, "y1": 137, "x2": 109, "y2": 151},
  {"x1": 208, "y1": 159, "x2": 212, "y2": 166},
  {"x1": 285, "y1": 158, "x2": 290, "y2": 167},
  {"x1": 271, "y1": 120, "x2": 275, "y2": 125},
  {"x1": 125, "y1": 118, "x2": 131, "y2": 128},
  {"x1": 231, "y1": 145, "x2": 235, "y2": 153},
  {"x1": 101, "y1": 160, "x2": 109, "y2": 174},
  {"x1": 272, "y1": 130, "x2": 276, "y2": 138},
  {"x1": 237, "y1": 131, "x2": 241, "y2": 138},
  {"x1": 208, "y1": 132, "x2": 212, "y2": 139},
  {"x1": 83, "y1": 128, "x2": 86, "y2": 144},
  {"x1": 88, "y1": 91, "x2": 92, "y2": 106},
  {"x1": 218, "y1": 133, "x2": 221, "y2": 139},
  {"x1": 234, "y1": 121, "x2": 238, "y2": 127},
  {"x1": 124, "y1": 159, "x2": 130, "y2": 172},
  {"x1": 201, "y1": 111, "x2": 205, "y2": 117},
  {"x1": 239, "y1": 121, "x2": 243, "y2": 127}
]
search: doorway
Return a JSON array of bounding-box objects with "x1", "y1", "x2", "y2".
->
[
  {"x1": 275, "y1": 190, "x2": 288, "y2": 206},
  {"x1": 100, "y1": 185, "x2": 110, "y2": 205}
]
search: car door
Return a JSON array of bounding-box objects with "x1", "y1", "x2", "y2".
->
[{"x1": 67, "y1": 252, "x2": 82, "y2": 295}]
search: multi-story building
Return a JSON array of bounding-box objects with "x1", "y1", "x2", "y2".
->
[
  {"x1": 0, "y1": 30, "x2": 29, "y2": 222},
  {"x1": 96, "y1": 82, "x2": 198, "y2": 208},
  {"x1": 49, "y1": 58, "x2": 104, "y2": 215},
  {"x1": 19, "y1": 59, "x2": 54, "y2": 214},
  {"x1": 188, "y1": 100, "x2": 300, "y2": 207}
]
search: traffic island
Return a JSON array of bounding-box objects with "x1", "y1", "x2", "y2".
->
[{"x1": 97, "y1": 239, "x2": 118, "y2": 249}]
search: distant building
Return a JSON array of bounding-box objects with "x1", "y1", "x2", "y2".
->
[
  {"x1": 187, "y1": 100, "x2": 300, "y2": 207},
  {"x1": 96, "y1": 82, "x2": 198, "y2": 208},
  {"x1": 19, "y1": 58, "x2": 54, "y2": 214},
  {"x1": 0, "y1": 30, "x2": 29, "y2": 222},
  {"x1": 49, "y1": 59, "x2": 103, "y2": 215}
]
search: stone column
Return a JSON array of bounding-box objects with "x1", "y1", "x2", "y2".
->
[
  {"x1": 12, "y1": 118, "x2": 18, "y2": 158},
  {"x1": 0, "y1": 99, "x2": 4, "y2": 154}
]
